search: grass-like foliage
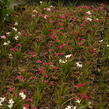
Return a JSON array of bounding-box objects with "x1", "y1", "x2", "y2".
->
[{"x1": 0, "y1": 1, "x2": 109, "y2": 109}]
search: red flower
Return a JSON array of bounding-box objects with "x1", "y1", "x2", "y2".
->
[
  {"x1": 59, "y1": 27, "x2": 64, "y2": 31},
  {"x1": 59, "y1": 43, "x2": 66, "y2": 49},
  {"x1": 59, "y1": 15, "x2": 65, "y2": 19},
  {"x1": 38, "y1": 67, "x2": 46, "y2": 74},
  {"x1": 77, "y1": 42, "x2": 82, "y2": 47},
  {"x1": 14, "y1": 92, "x2": 18, "y2": 96},
  {"x1": 10, "y1": 48, "x2": 19, "y2": 52},
  {"x1": 16, "y1": 43, "x2": 22, "y2": 47},
  {"x1": 36, "y1": 60, "x2": 43, "y2": 64},
  {"x1": 49, "y1": 48, "x2": 54, "y2": 52},
  {"x1": 56, "y1": 39, "x2": 60, "y2": 43},
  {"x1": 66, "y1": 12, "x2": 71, "y2": 17},
  {"x1": 76, "y1": 83, "x2": 85, "y2": 88},
  {"x1": 51, "y1": 66, "x2": 59, "y2": 70},
  {"x1": 23, "y1": 32, "x2": 28, "y2": 37},
  {"x1": 28, "y1": 51, "x2": 37, "y2": 57},
  {"x1": 55, "y1": 53, "x2": 64, "y2": 56},
  {"x1": 50, "y1": 34, "x2": 57, "y2": 39},
  {"x1": 79, "y1": 94, "x2": 89, "y2": 100},
  {"x1": 88, "y1": 46, "x2": 95, "y2": 53}
]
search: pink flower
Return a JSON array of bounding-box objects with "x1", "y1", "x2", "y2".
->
[
  {"x1": 55, "y1": 53, "x2": 59, "y2": 56},
  {"x1": 8, "y1": 87, "x2": 15, "y2": 92},
  {"x1": 55, "y1": 53, "x2": 64, "y2": 56},
  {"x1": 25, "y1": 98, "x2": 33, "y2": 102},
  {"x1": 23, "y1": 104, "x2": 29, "y2": 109},
  {"x1": 44, "y1": 74, "x2": 48, "y2": 78},
  {"x1": 29, "y1": 76, "x2": 38, "y2": 80},
  {"x1": 39, "y1": 13, "x2": 43, "y2": 17},
  {"x1": 22, "y1": 89, "x2": 27, "y2": 93},
  {"x1": 44, "y1": 8, "x2": 47, "y2": 11},
  {"x1": 43, "y1": 80, "x2": 48, "y2": 83},
  {"x1": 16, "y1": 75, "x2": 24, "y2": 81},
  {"x1": 58, "y1": 23, "x2": 64, "y2": 26},
  {"x1": 0, "y1": 35, "x2": 6, "y2": 39},
  {"x1": 59, "y1": 53, "x2": 64, "y2": 56},
  {"x1": 49, "y1": 81, "x2": 55, "y2": 86}
]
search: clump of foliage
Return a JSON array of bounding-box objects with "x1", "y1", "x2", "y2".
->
[{"x1": 0, "y1": 0, "x2": 13, "y2": 25}]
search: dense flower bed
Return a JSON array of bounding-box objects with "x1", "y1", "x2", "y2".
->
[{"x1": 0, "y1": 1, "x2": 109, "y2": 109}]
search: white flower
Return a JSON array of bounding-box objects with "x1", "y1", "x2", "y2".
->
[
  {"x1": 44, "y1": 15, "x2": 48, "y2": 19},
  {"x1": 3, "y1": 40, "x2": 10, "y2": 45},
  {"x1": 9, "y1": 54, "x2": 13, "y2": 59},
  {"x1": 18, "y1": 32, "x2": 21, "y2": 36},
  {"x1": 19, "y1": 92, "x2": 26, "y2": 100},
  {"x1": 88, "y1": 102, "x2": 92, "y2": 109},
  {"x1": 99, "y1": 40, "x2": 103, "y2": 43},
  {"x1": 40, "y1": 1, "x2": 42, "y2": 4},
  {"x1": 32, "y1": 14, "x2": 36, "y2": 18},
  {"x1": 46, "y1": 8, "x2": 51, "y2": 11},
  {"x1": 3, "y1": 42, "x2": 8, "y2": 45},
  {"x1": 14, "y1": 36, "x2": 19, "y2": 40},
  {"x1": 73, "y1": 106, "x2": 76, "y2": 109},
  {"x1": 86, "y1": 17, "x2": 92, "y2": 22},
  {"x1": 65, "y1": 105, "x2": 74, "y2": 109},
  {"x1": 33, "y1": 9, "x2": 38, "y2": 14},
  {"x1": 76, "y1": 62, "x2": 83, "y2": 68},
  {"x1": 75, "y1": 99, "x2": 81, "y2": 104},
  {"x1": 14, "y1": 22, "x2": 18, "y2": 26},
  {"x1": 50, "y1": 5, "x2": 53, "y2": 8},
  {"x1": 13, "y1": 27, "x2": 17, "y2": 32},
  {"x1": 65, "y1": 54, "x2": 72, "y2": 59},
  {"x1": 6, "y1": 32, "x2": 11, "y2": 35},
  {"x1": 59, "y1": 59, "x2": 67, "y2": 64},
  {"x1": 0, "y1": 97, "x2": 5, "y2": 106},
  {"x1": 23, "y1": 107, "x2": 27, "y2": 109},
  {"x1": 8, "y1": 99, "x2": 14, "y2": 109},
  {"x1": 86, "y1": 11, "x2": 92, "y2": 15},
  {"x1": 107, "y1": 44, "x2": 109, "y2": 47},
  {"x1": 95, "y1": 18, "x2": 99, "y2": 21}
]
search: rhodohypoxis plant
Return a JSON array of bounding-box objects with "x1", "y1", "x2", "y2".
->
[{"x1": 0, "y1": 1, "x2": 108, "y2": 108}]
